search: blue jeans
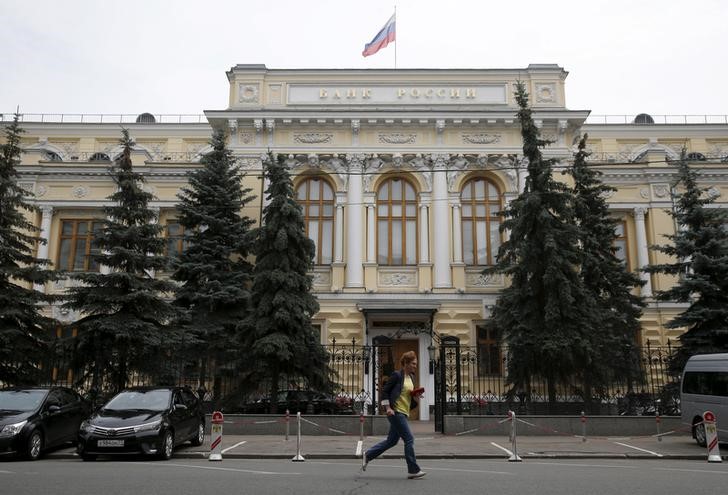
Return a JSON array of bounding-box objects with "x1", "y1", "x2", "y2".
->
[{"x1": 365, "y1": 412, "x2": 421, "y2": 474}]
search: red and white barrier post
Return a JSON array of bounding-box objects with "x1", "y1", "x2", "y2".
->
[
  {"x1": 356, "y1": 412, "x2": 365, "y2": 457},
  {"x1": 209, "y1": 410, "x2": 224, "y2": 461},
  {"x1": 703, "y1": 411, "x2": 722, "y2": 463}
]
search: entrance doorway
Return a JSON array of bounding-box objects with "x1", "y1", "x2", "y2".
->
[{"x1": 378, "y1": 338, "x2": 421, "y2": 420}]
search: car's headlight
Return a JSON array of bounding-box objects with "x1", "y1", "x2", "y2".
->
[
  {"x1": 0, "y1": 420, "x2": 28, "y2": 438},
  {"x1": 79, "y1": 420, "x2": 92, "y2": 432},
  {"x1": 133, "y1": 420, "x2": 162, "y2": 433}
]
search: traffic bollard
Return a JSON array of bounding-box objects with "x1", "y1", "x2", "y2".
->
[
  {"x1": 209, "y1": 410, "x2": 224, "y2": 461},
  {"x1": 581, "y1": 411, "x2": 587, "y2": 442},
  {"x1": 703, "y1": 411, "x2": 722, "y2": 463},
  {"x1": 291, "y1": 411, "x2": 305, "y2": 462},
  {"x1": 359, "y1": 412, "x2": 364, "y2": 441},
  {"x1": 508, "y1": 410, "x2": 522, "y2": 462},
  {"x1": 656, "y1": 414, "x2": 662, "y2": 442},
  {"x1": 285, "y1": 409, "x2": 290, "y2": 441}
]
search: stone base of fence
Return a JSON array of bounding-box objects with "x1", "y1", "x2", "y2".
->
[{"x1": 445, "y1": 415, "x2": 687, "y2": 437}]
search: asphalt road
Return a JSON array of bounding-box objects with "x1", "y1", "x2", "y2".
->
[{"x1": 1, "y1": 457, "x2": 727, "y2": 495}]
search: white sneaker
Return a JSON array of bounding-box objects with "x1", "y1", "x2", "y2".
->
[{"x1": 407, "y1": 471, "x2": 426, "y2": 479}]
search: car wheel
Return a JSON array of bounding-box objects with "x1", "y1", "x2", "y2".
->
[
  {"x1": 159, "y1": 430, "x2": 174, "y2": 460},
  {"x1": 26, "y1": 430, "x2": 43, "y2": 461},
  {"x1": 81, "y1": 453, "x2": 97, "y2": 462},
  {"x1": 191, "y1": 422, "x2": 204, "y2": 446},
  {"x1": 694, "y1": 422, "x2": 707, "y2": 447}
]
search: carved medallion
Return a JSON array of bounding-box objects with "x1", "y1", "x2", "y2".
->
[
  {"x1": 238, "y1": 84, "x2": 260, "y2": 103},
  {"x1": 294, "y1": 133, "x2": 333, "y2": 144},
  {"x1": 378, "y1": 133, "x2": 416, "y2": 145},
  {"x1": 462, "y1": 133, "x2": 501, "y2": 145}
]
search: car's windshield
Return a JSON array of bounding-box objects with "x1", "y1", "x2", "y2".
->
[
  {"x1": 103, "y1": 390, "x2": 171, "y2": 412},
  {"x1": 0, "y1": 390, "x2": 48, "y2": 412}
]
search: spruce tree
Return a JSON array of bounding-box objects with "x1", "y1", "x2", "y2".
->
[
  {"x1": 568, "y1": 134, "x2": 645, "y2": 405},
  {"x1": 485, "y1": 83, "x2": 595, "y2": 406},
  {"x1": 238, "y1": 153, "x2": 331, "y2": 413},
  {"x1": 172, "y1": 128, "x2": 256, "y2": 388},
  {"x1": 0, "y1": 114, "x2": 60, "y2": 385},
  {"x1": 646, "y1": 150, "x2": 728, "y2": 372},
  {"x1": 62, "y1": 129, "x2": 179, "y2": 393}
]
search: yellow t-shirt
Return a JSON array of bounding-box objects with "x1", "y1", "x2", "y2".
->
[{"x1": 393, "y1": 375, "x2": 414, "y2": 417}]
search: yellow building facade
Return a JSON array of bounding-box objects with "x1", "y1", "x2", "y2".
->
[{"x1": 5, "y1": 64, "x2": 728, "y2": 418}]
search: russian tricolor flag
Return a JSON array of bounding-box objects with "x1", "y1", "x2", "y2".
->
[{"x1": 362, "y1": 14, "x2": 396, "y2": 57}]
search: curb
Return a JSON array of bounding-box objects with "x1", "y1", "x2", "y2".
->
[{"x1": 44, "y1": 451, "x2": 722, "y2": 461}]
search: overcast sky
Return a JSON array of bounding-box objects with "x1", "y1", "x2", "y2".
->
[{"x1": 2, "y1": 0, "x2": 726, "y2": 118}]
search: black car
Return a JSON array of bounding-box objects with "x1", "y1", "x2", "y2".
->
[
  {"x1": 77, "y1": 386, "x2": 205, "y2": 461},
  {"x1": 0, "y1": 387, "x2": 91, "y2": 460}
]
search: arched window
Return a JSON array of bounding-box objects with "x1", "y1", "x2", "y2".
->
[
  {"x1": 89, "y1": 152, "x2": 110, "y2": 162},
  {"x1": 461, "y1": 177, "x2": 501, "y2": 266},
  {"x1": 377, "y1": 177, "x2": 418, "y2": 265},
  {"x1": 296, "y1": 177, "x2": 334, "y2": 265}
]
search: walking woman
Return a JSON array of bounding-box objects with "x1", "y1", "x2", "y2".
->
[{"x1": 362, "y1": 351, "x2": 426, "y2": 479}]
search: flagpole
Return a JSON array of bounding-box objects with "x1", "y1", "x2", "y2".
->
[{"x1": 394, "y1": 5, "x2": 397, "y2": 69}]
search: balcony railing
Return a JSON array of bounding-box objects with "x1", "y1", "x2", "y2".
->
[
  {"x1": 0, "y1": 113, "x2": 208, "y2": 124},
  {"x1": 586, "y1": 114, "x2": 728, "y2": 125}
]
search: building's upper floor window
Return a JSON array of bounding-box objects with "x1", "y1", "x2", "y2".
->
[
  {"x1": 377, "y1": 177, "x2": 418, "y2": 266},
  {"x1": 57, "y1": 219, "x2": 103, "y2": 271},
  {"x1": 461, "y1": 177, "x2": 501, "y2": 266},
  {"x1": 613, "y1": 220, "x2": 629, "y2": 267},
  {"x1": 164, "y1": 221, "x2": 190, "y2": 261},
  {"x1": 89, "y1": 152, "x2": 110, "y2": 162},
  {"x1": 295, "y1": 178, "x2": 334, "y2": 265}
]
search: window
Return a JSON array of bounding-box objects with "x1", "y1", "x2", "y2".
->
[
  {"x1": 295, "y1": 178, "x2": 334, "y2": 265},
  {"x1": 57, "y1": 219, "x2": 103, "y2": 271},
  {"x1": 476, "y1": 324, "x2": 502, "y2": 376},
  {"x1": 89, "y1": 152, "x2": 110, "y2": 162},
  {"x1": 461, "y1": 178, "x2": 501, "y2": 265},
  {"x1": 613, "y1": 220, "x2": 629, "y2": 266},
  {"x1": 682, "y1": 371, "x2": 728, "y2": 397},
  {"x1": 164, "y1": 221, "x2": 190, "y2": 260},
  {"x1": 376, "y1": 178, "x2": 418, "y2": 265}
]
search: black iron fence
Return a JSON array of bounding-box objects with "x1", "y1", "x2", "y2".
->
[{"x1": 3, "y1": 338, "x2": 680, "y2": 417}]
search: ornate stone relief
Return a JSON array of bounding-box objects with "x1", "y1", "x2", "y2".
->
[
  {"x1": 72, "y1": 185, "x2": 89, "y2": 198},
  {"x1": 240, "y1": 132, "x2": 253, "y2": 144},
  {"x1": 640, "y1": 188, "x2": 650, "y2": 199},
  {"x1": 378, "y1": 133, "x2": 416, "y2": 145},
  {"x1": 652, "y1": 184, "x2": 670, "y2": 198},
  {"x1": 707, "y1": 186, "x2": 721, "y2": 199},
  {"x1": 268, "y1": 84, "x2": 282, "y2": 104},
  {"x1": 52, "y1": 140, "x2": 79, "y2": 158},
  {"x1": 238, "y1": 83, "x2": 260, "y2": 104},
  {"x1": 294, "y1": 133, "x2": 333, "y2": 144},
  {"x1": 36, "y1": 185, "x2": 48, "y2": 197},
  {"x1": 378, "y1": 270, "x2": 417, "y2": 287},
  {"x1": 18, "y1": 182, "x2": 34, "y2": 194},
  {"x1": 236, "y1": 158, "x2": 260, "y2": 170},
  {"x1": 535, "y1": 83, "x2": 556, "y2": 103},
  {"x1": 599, "y1": 189, "x2": 615, "y2": 199},
  {"x1": 139, "y1": 141, "x2": 166, "y2": 161},
  {"x1": 311, "y1": 270, "x2": 331, "y2": 287},
  {"x1": 465, "y1": 271, "x2": 504, "y2": 288},
  {"x1": 462, "y1": 133, "x2": 501, "y2": 145}
]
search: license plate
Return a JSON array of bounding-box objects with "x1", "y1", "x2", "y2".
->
[{"x1": 97, "y1": 439, "x2": 124, "y2": 447}]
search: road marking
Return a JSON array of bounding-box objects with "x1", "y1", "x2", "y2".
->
[
  {"x1": 134, "y1": 462, "x2": 300, "y2": 475},
  {"x1": 0, "y1": 470, "x2": 15, "y2": 474},
  {"x1": 530, "y1": 461, "x2": 639, "y2": 469},
  {"x1": 490, "y1": 442, "x2": 514, "y2": 457},
  {"x1": 311, "y1": 460, "x2": 513, "y2": 475},
  {"x1": 355, "y1": 440, "x2": 363, "y2": 456},
  {"x1": 613, "y1": 441, "x2": 663, "y2": 457},
  {"x1": 653, "y1": 467, "x2": 728, "y2": 475},
  {"x1": 221, "y1": 440, "x2": 247, "y2": 453}
]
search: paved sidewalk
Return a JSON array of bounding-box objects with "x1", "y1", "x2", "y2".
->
[{"x1": 44, "y1": 429, "x2": 723, "y2": 461}]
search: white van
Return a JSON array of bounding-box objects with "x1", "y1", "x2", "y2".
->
[{"x1": 680, "y1": 353, "x2": 728, "y2": 446}]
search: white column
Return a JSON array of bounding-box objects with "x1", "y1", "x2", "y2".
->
[
  {"x1": 418, "y1": 204, "x2": 430, "y2": 263},
  {"x1": 34, "y1": 205, "x2": 54, "y2": 292},
  {"x1": 431, "y1": 154, "x2": 451, "y2": 288},
  {"x1": 334, "y1": 202, "x2": 344, "y2": 263},
  {"x1": 366, "y1": 203, "x2": 376, "y2": 263},
  {"x1": 345, "y1": 154, "x2": 364, "y2": 288},
  {"x1": 633, "y1": 207, "x2": 652, "y2": 297},
  {"x1": 452, "y1": 203, "x2": 463, "y2": 264}
]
